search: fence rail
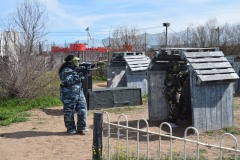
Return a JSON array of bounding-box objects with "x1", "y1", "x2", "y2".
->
[{"x1": 92, "y1": 112, "x2": 239, "y2": 160}]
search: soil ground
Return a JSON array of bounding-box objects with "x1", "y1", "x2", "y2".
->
[{"x1": 0, "y1": 82, "x2": 240, "y2": 160}]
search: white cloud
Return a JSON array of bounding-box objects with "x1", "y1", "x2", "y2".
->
[{"x1": 36, "y1": 0, "x2": 240, "y2": 43}]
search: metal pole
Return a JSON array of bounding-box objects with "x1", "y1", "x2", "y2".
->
[
  {"x1": 166, "y1": 26, "x2": 168, "y2": 47},
  {"x1": 217, "y1": 27, "x2": 220, "y2": 47},
  {"x1": 92, "y1": 112, "x2": 103, "y2": 160},
  {"x1": 109, "y1": 34, "x2": 111, "y2": 47},
  {"x1": 215, "y1": 27, "x2": 220, "y2": 47},
  {"x1": 163, "y1": 23, "x2": 170, "y2": 48},
  {"x1": 145, "y1": 31, "x2": 147, "y2": 52},
  {"x1": 187, "y1": 27, "x2": 189, "y2": 47}
]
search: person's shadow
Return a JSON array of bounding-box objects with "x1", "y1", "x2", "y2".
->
[
  {"x1": 41, "y1": 108, "x2": 63, "y2": 116},
  {"x1": 0, "y1": 130, "x2": 77, "y2": 139}
]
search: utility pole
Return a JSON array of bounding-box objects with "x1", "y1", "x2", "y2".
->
[
  {"x1": 108, "y1": 28, "x2": 112, "y2": 48},
  {"x1": 215, "y1": 27, "x2": 220, "y2": 47},
  {"x1": 145, "y1": 31, "x2": 147, "y2": 52},
  {"x1": 108, "y1": 33, "x2": 111, "y2": 47},
  {"x1": 92, "y1": 37, "x2": 94, "y2": 48},
  {"x1": 187, "y1": 27, "x2": 189, "y2": 47},
  {"x1": 85, "y1": 27, "x2": 90, "y2": 48},
  {"x1": 163, "y1": 23, "x2": 170, "y2": 48}
]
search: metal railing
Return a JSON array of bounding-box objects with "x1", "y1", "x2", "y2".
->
[{"x1": 100, "y1": 112, "x2": 239, "y2": 160}]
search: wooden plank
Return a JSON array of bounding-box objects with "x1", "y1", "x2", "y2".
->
[
  {"x1": 126, "y1": 60, "x2": 151, "y2": 64},
  {"x1": 219, "y1": 83, "x2": 233, "y2": 128},
  {"x1": 195, "y1": 68, "x2": 235, "y2": 75},
  {"x1": 129, "y1": 66, "x2": 149, "y2": 70},
  {"x1": 125, "y1": 59, "x2": 150, "y2": 63},
  {"x1": 183, "y1": 51, "x2": 224, "y2": 58},
  {"x1": 129, "y1": 64, "x2": 149, "y2": 67},
  {"x1": 128, "y1": 64, "x2": 150, "y2": 67},
  {"x1": 130, "y1": 67, "x2": 148, "y2": 71},
  {"x1": 107, "y1": 67, "x2": 127, "y2": 87},
  {"x1": 125, "y1": 57, "x2": 150, "y2": 60},
  {"x1": 125, "y1": 55, "x2": 149, "y2": 59},
  {"x1": 127, "y1": 73, "x2": 148, "y2": 95},
  {"x1": 191, "y1": 73, "x2": 205, "y2": 131},
  {"x1": 205, "y1": 85, "x2": 213, "y2": 130},
  {"x1": 209, "y1": 85, "x2": 218, "y2": 130},
  {"x1": 191, "y1": 62, "x2": 232, "y2": 69},
  {"x1": 124, "y1": 55, "x2": 146, "y2": 59},
  {"x1": 198, "y1": 73, "x2": 239, "y2": 82},
  {"x1": 126, "y1": 60, "x2": 150, "y2": 64},
  {"x1": 187, "y1": 57, "x2": 228, "y2": 63},
  {"x1": 223, "y1": 83, "x2": 233, "y2": 127}
]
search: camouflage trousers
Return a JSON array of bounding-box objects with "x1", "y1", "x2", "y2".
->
[
  {"x1": 60, "y1": 90, "x2": 87, "y2": 132},
  {"x1": 167, "y1": 92, "x2": 181, "y2": 122},
  {"x1": 169, "y1": 102, "x2": 179, "y2": 122}
]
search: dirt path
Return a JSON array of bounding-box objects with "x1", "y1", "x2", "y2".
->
[
  {"x1": 0, "y1": 106, "x2": 94, "y2": 160},
  {"x1": 0, "y1": 82, "x2": 240, "y2": 160}
]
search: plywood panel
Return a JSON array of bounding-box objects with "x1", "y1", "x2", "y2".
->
[
  {"x1": 198, "y1": 73, "x2": 239, "y2": 82},
  {"x1": 195, "y1": 68, "x2": 235, "y2": 75},
  {"x1": 125, "y1": 55, "x2": 151, "y2": 71},
  {"x1": 191, "y1": 62, "x2": 232, "y2": 69},
  {"x1": 89, "y1": 87, "x2": 141, "y2": 109},
  {"x1": 107, "y1": 66, "x2": 127, "y2": 87},
  {"x1": 184, "y1": 51, "x2": 224, "y2": 58},
  {"x1": 187, "y1": 57, "x2": 228, "y2": 63},
  {"x1": 127, "y1": 72, "x2": 148, "y2": 95},
  {"x1": 191, "y1": 74, "x2": 234, "y2": 132},
  {"x1": 183, "y1": 51, "x2": 239, "y2": 84},
  {"x1": 148, "y1": 71, "x2": 169, "y2": 121}
]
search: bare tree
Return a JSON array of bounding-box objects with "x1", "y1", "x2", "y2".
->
[
  {"x1": 156, "y1": 31, "x2": 166, "y2": 48},
  {"x1": 205, "y1": 18, "x2": 218, "y2": 47},
  {"x1": 220, "y1": 23, "x2": 240, "y2": 54},
  {"x1": 105, "y1": 18, "x2": 240, "y2": 55},
  {"x1": 110, "y1": 25, "x2": 145, "y2": 51},
  {"x1": 0, "y1": 0, "x2": 57, "y2": 98}
]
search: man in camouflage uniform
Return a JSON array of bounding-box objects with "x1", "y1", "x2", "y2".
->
[
  {"x1": 59, "y1": 55, "x2": 87, "y2": 134},
  {"x1": 164, "y1": 61, "x2": 182, "y2": 123}
]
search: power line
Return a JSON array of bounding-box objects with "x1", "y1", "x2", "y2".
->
[
  {"x1": 48, "y1": 33, "x2": 109, "y2": 36},
  {"x1": 139, "y1": 25, "x2": 163, "y2": 30},
  {"x1": 168, "y1": 27, "x2": 192, "y2": 42}
]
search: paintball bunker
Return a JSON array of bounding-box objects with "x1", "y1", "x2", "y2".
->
[
  {"x1": 81, "y1": 62, "x2": 142, "y2": 110},
  {"x1": 107, "y1": 51, "x2": 151, "y2": 96},
  {"x1": 148, "y1": 48, "x2": 239, "y2": 132}
]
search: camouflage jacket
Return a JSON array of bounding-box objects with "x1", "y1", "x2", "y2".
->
[{"x1": 59, "y1": 64, "x2": 82, "y2": 94}]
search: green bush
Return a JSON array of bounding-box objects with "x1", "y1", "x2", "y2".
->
[{"x1": 92, "y1": 61, "x2": 107, "y2": 81}]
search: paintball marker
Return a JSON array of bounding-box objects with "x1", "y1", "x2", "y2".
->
[
  {"x1": 76, "y1": 62, "x2": 96, "y2": 77},
  {"x1": 76, "y1": 62, "x2": 96, "y2": 110}
]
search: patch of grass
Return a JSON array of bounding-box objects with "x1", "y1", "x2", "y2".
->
[
  {"x1": 233, "y1": 103, "x2": 240, "y2": 110},
  {"x1": 221, "y1": 156, "x2": 240, "y2": 160},
  {"x1": 0, "y1": 96, "x2": 62, "y2": 126},
  {"x1": 222, "y1": 126, "x2": 240, "y2": 135},
  {"x1": 205, "y1": 130, "x2": 215, "y2": 136},
  {"x1": 102, "y1": 106, "x2": 143, "y2": 114},
  {"x1": 206, "y1": 126, "x2": 240, "y2": 136},
  {"x1": 233, "y1": 96, "x2": 240, "y2": 110},
  {"x1": 103, "y1": 151, "x2": 205, "y2": 160},
  {"x1": 142, "y1": 94, "x2": 148, "y2": 104},
  {"x1": 93, "y1": 76, "x2": 107, "y2": 82}
]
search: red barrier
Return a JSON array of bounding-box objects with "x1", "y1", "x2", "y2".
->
[
  {"x1": 122, "y1": 44, "x2": 133, "y2": 51},
  {"x1": 85, "y1": 47, "x2": 110, "y2": 53},
  {"x1": 70, "y1": 44, "x2": 86, "y2": 51},
  {"x1": 51, "y1": 46, "x2": 59, "y2": 53},
  {"x1": 51, "y1": 43, "x2": 110, "y2": 53}
]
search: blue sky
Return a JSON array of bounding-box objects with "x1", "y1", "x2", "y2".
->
[{"x1": 1, "y1": 0, "x2": 240, "y2": 47}]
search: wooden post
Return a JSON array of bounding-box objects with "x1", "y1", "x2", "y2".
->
[{"x1": 92, "y1": 112, "x2": 103, "y2": 160}]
